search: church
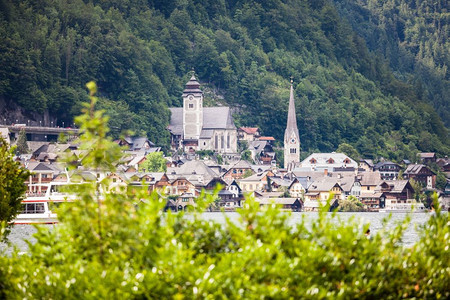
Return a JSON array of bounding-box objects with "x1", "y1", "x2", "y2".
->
[{"x1": 167, "y1": 75, "x2": 238, "y2": 155}]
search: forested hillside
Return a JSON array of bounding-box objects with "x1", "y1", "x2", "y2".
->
[
  {"x1": 0, "y1": 0, "x2": 448, "y2": 160},
  {"x1": 333, "y1": 0, "x2": 449, "y2": 127}
]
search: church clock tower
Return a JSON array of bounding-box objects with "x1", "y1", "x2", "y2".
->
[
  {"x1": 182, "y1": 73, "x2": 203, "y2": 141},
  {"x1": 284, "y1": 79, "x2": 300, "y2": 171}
]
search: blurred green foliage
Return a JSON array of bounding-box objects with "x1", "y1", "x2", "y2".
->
[
  {"x1": 0, "y1": 138, "x2": 31, "y2": 239},
  {"x1": 1, "y1": 85, "x2": 449, "y2": 298}
]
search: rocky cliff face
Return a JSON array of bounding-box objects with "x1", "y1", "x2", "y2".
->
[{"x1": 0, "y1": 96, "x2": 56, "y2": 127}]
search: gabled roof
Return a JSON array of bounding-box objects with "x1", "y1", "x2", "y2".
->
[
  {"x1": 404, "y1": 164, "x2": 435, "y2": 175},
  {"x1": 360, "y1": 171, "x2": 382, "y2": 186},
  {"x1": 30, "y1": 162, "x2": 55, "y2": 172},
  {"x1": 419, "y1": 152, "x2": 436, "y2": 158},
  {"x1": 301, "y1": 153, "x2": 358, "y2": 169},
  {"x1": 308, "y1": 180, "x2": 341, "y2": 192},
  {"x1": 360, "y1": 159, "x2": 374, "y2": 167},
  {"x1": 228, "y1": 159, "x2": 252, "y2": 170},
  {"x1": 239, "y1": 127, "x2": 259, "y2": 134},
  {"x1": 167, "y1": 160, "x2": 219, "y2": 183},
  {"x1": 239, "y1": 171, "x2": 269, "y2": 182}
]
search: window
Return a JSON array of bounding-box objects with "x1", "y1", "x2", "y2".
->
[
  {"x1": 327, "y1": 158, "x2": 335, "y2": 164},
  {"x1": 227, "y1": 135, "x2": 230, "y2": 148},
  {"x1": 221, "y1": 135, "x2": 225, "y2": 149},
  {"x1": 189, "y1": 103, "x2": 194, "y2": 109},
  {"x1": 310, "y1": 158, "x2": 317, "y2": 164},
  {"x1": 215, "y1": 135, "x2": 218, "y2": 149},
  {"x1": 21, "y1": 203, "x2": 45, "y2": 214},
  {"x1": 290, "y1": 148, "x2": 296, "y2": 154}
]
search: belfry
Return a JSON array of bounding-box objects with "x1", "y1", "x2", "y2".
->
[{"x1": 284, "y1": 79, "x2": 300, "y2": 170}]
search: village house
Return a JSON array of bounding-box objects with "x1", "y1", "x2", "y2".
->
[
  {"x1": 115, "y1": 136, "x2": 158, "y2": 153},
  {"x1": 225, "y1": 179, "x2": 243, "y2": 199},
  {"x1": 167, "y1": 177, "x2": 196, "y2": 196},
  {"x1": 418, "y1": 152, "x2": 436, "y2": 164},
  {"x1": 403, "y1": 164, "x2": 436, "y2": 189},
  {"x1": 359, "y1": 159, "x2": 374, "y2": 172},
  {"x1": 248, "y1": 139, "x2": 276, "y2": 165},
  {"x1": 238, "y1": 127, "x2": 260, "y2": 141},
  {"x1": 25, "y1": 162, "x2": 62, "y2": 194},
  {"x1": 256, "y1": 197, "x2": 302, "y2": 211},
  {"x1": 238, "y1": 170, "x2": 274, "y2": 194},
  {"x1": 376, "y1": 180, "x2": 415, "y2": 208},
  {"x1": 373, "y1": 161, "x2": 401, "y2": 180},
  {"x1": 222, "y1": 160, "x2": 254, "y2": 180},
  {"x1": 303, "y1": 180, "x2": 344, "y2": 211},
  {"x1": 287, "y1": 177, "x2": 309, "y2": 198},
  {"x1": 300, "y1": 153, "x2": 358, "y2": 172}
]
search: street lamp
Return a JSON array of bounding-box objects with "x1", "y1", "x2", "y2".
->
[
  {"x1": 51, "y1": 121, "x2": 53, "y2": 127},
  {"x1": 62, "y1": 121, "x2": 65, "y2": 128},
  {"x1": 39, "y1": 121, "x2": 41, "y2": 127}
]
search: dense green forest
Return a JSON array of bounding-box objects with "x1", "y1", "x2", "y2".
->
[
  {"x1": 0, "y1": 0, "x2": 448, "y2": 160},
  {"x1": 333, "y1": 0, "x2": 449, "y2": 127}
]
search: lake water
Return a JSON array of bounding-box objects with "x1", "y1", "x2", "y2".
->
[{"x1": 1, "y1": 212, "x2": 433, "y2": 255}]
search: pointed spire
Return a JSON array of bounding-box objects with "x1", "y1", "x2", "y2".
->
[{"x1": 286, "y1": 78, "x2": 298, "y2": 134}]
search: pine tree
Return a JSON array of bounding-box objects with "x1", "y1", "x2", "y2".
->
[{"x1": 16, "y1": 129, "x2": 28, "y2": 155}]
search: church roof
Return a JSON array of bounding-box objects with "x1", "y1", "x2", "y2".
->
[
  {"x1": 203, "y1": 107, "x2": 236, "y2": 129},
  {"x1": 168, "y1": 108, "x2": 183, "y2": 135},
  {"x1": 168, "y1": 106, "x2": 236, "y2": 136}
]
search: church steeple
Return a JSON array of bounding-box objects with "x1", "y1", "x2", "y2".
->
[
  {"x1": 284, "y1": 79, "x2": 300, "y2": 170},
  {"x1": 182, "y1": 72, "x2": 203, "y2": 141}
]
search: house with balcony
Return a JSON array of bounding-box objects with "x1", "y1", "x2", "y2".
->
[
  {"x1": 373, "y1": 161, "x2": 401, "y2": 180},
  {"x1": 403, "y1": 164, "x2": 436, "y2": 189}
]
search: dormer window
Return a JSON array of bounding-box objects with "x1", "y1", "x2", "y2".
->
[
  {"x1": 343, "y1": 158, "x2": 351, "y2": 164},
  {"x1": 310, "y1": 158, "x2": 317, "y2": 164},
  {"x1": 327, "y1": 158, "x2": 335, "y2": 164}
]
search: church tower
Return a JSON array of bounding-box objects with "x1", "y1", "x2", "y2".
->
[
  {"x1": 182, "y1": 73, "x2": 203, "y2": 141},
  {"x1": 284, "y1": 79, "x2": 300, "y2": 170}
]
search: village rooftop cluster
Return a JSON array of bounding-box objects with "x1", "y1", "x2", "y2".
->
[{"x1": 1, "y1": 76, "x2": 449, "y2": 213}]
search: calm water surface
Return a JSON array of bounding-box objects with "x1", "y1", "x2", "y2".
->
[{"x1": 1, "y1": 212, "x2": 433, "y2": 254}]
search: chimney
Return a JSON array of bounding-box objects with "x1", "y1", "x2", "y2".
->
[{"x1": 324, "y1": 169, "x2": 328, "y2": 176}]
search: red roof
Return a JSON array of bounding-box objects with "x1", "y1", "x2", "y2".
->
[
  {"x1": 258, "y1": 136, "x2": 275, "y2": 141},
  {"x1": 239, "y1": 127, "x2": 259, "y2": 134}
]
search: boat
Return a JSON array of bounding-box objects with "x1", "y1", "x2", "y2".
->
[
  {"x1": 14, "y1": 182, "x2": 77, "y2": 224},
  {"x1": 379, "y1": 200, "x2": 426, "y2": 213}
]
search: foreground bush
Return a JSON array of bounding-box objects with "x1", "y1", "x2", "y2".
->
[{"x1": 1, "y1": 83, "x2": 448, "y2": 299}]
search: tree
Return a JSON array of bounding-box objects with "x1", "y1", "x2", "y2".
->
[
  {"x1": 139, "y1": 152, "x2": 167, "y2": 172},
  {"x1": 0, "y1": 138, "x2": 31, "y2": 239},
  {"x1": 338, "y1": 195, "x2": 366, "y2": 212},
  {"x1": 336, "y1": 143, "x2": 360, "y2": 161},
  {"x1": 16, "y1": 128, "x2": 29, "y2": 155},
  {"x1": 241, "y1": 150, "x2": 252, "y2": 162}
]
